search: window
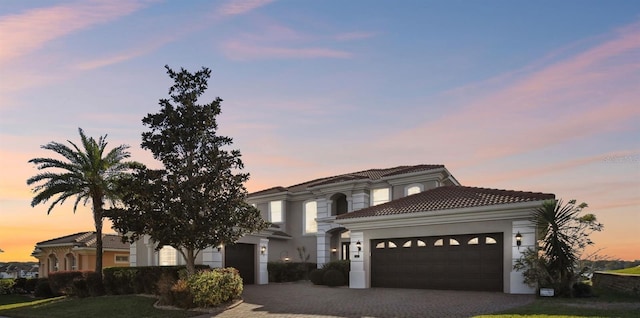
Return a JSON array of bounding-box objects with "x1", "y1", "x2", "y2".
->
[
  {"x1": 388, "y1": 241, "x2": 397, "y2": 248},
  {"x1": 405, "y1": 184, "x2": 423, "y2": 196},
  {"x1": 115, "y1": 255, "x2": 129, "y2": 263},
  {"x1": 434, "y1": 239, "x2": 444, "y2": 246},
  {"x1": 372, "y1": 188, "x2": 390, "y2": 206},
  {"x1": 303, "y1": 200, "x2": 317, "y2": 234},
  {"x1": 159, "y1": 246, "x2": 177, "y2": 266},
  {"x1": 485, "y1": 237, "x2": 497, "y2": 244},
  {"x1": 402, "y1": 240, "x2": 412, "y2": 247},
  {"x1": 468, "y1": 237, "x2": 479, "y2": 245},
  {"x1": 417, "y1": 240, "x2": 427, "y2": 247},
  {"x1": 269, "y1": 200, "x2": 283, "y2": 223},
  {"x1": 375, "y1": 242, "x2": 385, "y2": 249},
  {"x1": 449, "y1": 238, "x2": 460, "y2": 246}
]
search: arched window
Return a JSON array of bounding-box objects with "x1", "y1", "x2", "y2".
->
[
  {"x1": 486, "y1": 237, "x2": 497, "y2": 244},
  {"x1": 388, "y1": 241, "x2": 397, "y2": 248},
  {"x1": 468, "y1": 237, "x2": 479, "y2": 245},
  {"x1": 303, "y1": 200, "x2": 317, "y2": 234},
  {"x1": 48, "y1": 254, "x2": 58, "y2": 273},
  {"x1": 404, "y1": 184, "x2": 424, "y2": 196},
  {"x1": 434, "y1": 239, "x2": 444, "y2": 246},
  {"x1": 65, "y1": 253, "x2": 76, "y2": 270},
  {"x1": 402, "y1": 240, "x2": 412, "y2": 248},
  {"x1": 375, "y1": 242, "x2": 385, "y2": 249},
  {"x1": 449, "y1": 238, "x2": 460, "y2": 246},
  {"x1": 417, "y1": 240, "x2": 427, "y2": 247}
]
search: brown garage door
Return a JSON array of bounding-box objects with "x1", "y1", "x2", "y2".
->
[
  {"x1": 225, "y1": 243, "x2": 255, "y2": 284},
  {"x1": 371, "y1": 233, "x2": 503, "y2": 291}
]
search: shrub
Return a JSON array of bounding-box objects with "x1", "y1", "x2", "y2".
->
[
  {"x1": 34, "y1": 278, "x2": 54, "y2": 298},
  {"x1": 170, "y1": 279, "x2": 194, "y2": 308},
  {"x1": 322, "y1": 260, "x2": 350, "y2": 283},
  {"x1": 187, "y1": 267, "x2": 243, "y2": 307},
  {"x1": 323, "y1": 269, "x2": 345, "y2": 287},
  {"x1": 48, "y1": 271, "x2": 84, "y2": 295},
  {"x1": 309, "y1": 269, "x2": 324, "y2": 285},
  {"x1": 25, "y1": 278, "x2": 38, "y2": 293},
  {"x1": 13, "y1": 277, "x2": 27, "y2": 294},
  {"x1": 268, "y1": 262, "x2": 317, "y2": 282},
  {"x1": 0, "y1": 279, "x2": 15, "y2": 295},
  {"x1": 573, "y1": 282, "x2": 593, "y2": 298},
  {"x1": 103, "y1": 265, "x2": 208, "y2": 295}
]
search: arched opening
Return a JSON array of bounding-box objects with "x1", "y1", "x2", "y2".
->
[
  {"x1": 65, "y1": 253, "x2": 76, "y2": 271},
  {"x1": 48, "y1": 254, "x2": 58, "y2": 273},
  {"x1": 327, "y1": 227, "x2": 349, "y2": 262},
  {"x1": 330, "y1": 193, "x2": 348, "y2": 216}
]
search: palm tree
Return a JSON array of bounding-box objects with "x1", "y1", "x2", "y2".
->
[
  {"x1": 532, "y1": 199, "x2": 591, "y2": 296},
  {"x1": 27, "y1": 128, "x2": 141, "y2": 278}
]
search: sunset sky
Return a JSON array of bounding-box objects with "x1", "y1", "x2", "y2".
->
[{"x1": 1, "y1": 1, "x2": 639, "y2": 262}]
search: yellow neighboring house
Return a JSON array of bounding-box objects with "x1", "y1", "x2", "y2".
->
[{"x1": 31, "y1": 232, "x2": 130, "y2": 278}]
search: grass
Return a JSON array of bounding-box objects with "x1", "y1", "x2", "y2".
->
[
  {"x1": 607, "y1": 266, "x2": 640, "y2": 275},
  {"x1": 475, "y1": 293, "x2": 640, "y2": 318},
  {"x1": 0, "y1": 294, "x2": 201, "y2": 318}
]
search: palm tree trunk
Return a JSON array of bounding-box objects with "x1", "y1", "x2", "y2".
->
[{"x1": 93, "y1": 198, "x2": 104, "y2": 278}]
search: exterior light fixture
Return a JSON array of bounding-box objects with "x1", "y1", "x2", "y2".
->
[
  {"x1": 515, "y1": 232, "x2": 522, "y2": 249},
  {"x1": 331, "y1": 248, "x2": 337, "y2": 253},
  {"x1": 354, "y1": 240, "x2": 362, "y2": 258},
  {"x1": 216, "y1": 245, "x2": 222, "y2": 252},
  {"x1": 260, "y1": 245, "x2": 267, "y2": 255}
]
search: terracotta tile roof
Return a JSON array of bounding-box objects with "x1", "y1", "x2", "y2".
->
[
  {"x1": 35, "y1": 232, "x2": 129, "y2": 250},
  {"x1": 249, "y1": 164, "x2": 446, "y2": 196},
  {"x1": 337, "y1": 185, "x2": 555, "y2": 220}
]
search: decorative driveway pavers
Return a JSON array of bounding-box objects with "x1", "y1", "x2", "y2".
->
[{"x1": 203, "y1": 282, "x2": 535, "y2": 318}]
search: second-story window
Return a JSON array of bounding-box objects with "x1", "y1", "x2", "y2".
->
[
  {"x1": 372, "y1": 188, "x2": 390, "y2": 206},
  {"x1": 269, "y1": 200, "x2": 283, "y2": 223},
  {"x1": 304, "y1": 200, "x2": 317, "y2": 234},
  {"x1": 405, "y1": 184, "x2": 423, "y2": 196}
]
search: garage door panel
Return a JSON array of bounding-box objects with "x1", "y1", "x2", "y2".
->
[{"x1": 371, "y1": 233, "x2": 503, "y2": 291}]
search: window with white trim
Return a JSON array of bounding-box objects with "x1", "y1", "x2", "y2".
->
[
  {"x1": 269, "y1": 200, "x2": 283, "y2": 223},
  {"x1": 159, "y1": 246, "x2": 177, "y2": 266},
  {"x1": 405, "y1": 184, "x2": 423, "y2": 196},
  {"x1": 115, "y1": 255, "x2": 129, "y2": 263},
  {"x1": 371, "y1": 188, "x2": 390, "y2": 206},
  {"x1": 303, "y1": 200, "x2": 317, "y2": 234}
]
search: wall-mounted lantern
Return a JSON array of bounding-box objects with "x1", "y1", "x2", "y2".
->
[
  {"x1": 354, "y1": 240, "x2": 362, "y2": 258},
  {"x1": 331, "y1": 248, "x2": 337, "y2": 253},
  {"x1": 216, "y1": 245, "x2": 222, "y2": 252},
  {"x1": 260, "y1": 245, "x2": 267, "y2": 255},
  {"x1": 515, "y1": 232, "x2": 522, "y2": 249}
]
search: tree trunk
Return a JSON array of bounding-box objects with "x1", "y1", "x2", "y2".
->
[
  {"x1": 93, "y1": 199, "x2": 104, "y2": 278},
  {"x1": 186, "y1": 248, "x2": 196, "y2": 276}
]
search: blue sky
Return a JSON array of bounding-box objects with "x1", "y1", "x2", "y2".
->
[{"x1": 1, "y1": 0, "x2": 639, "y2": 261}]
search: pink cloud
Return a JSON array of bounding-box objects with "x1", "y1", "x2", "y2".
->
[
  {"x1": 216, "y1": 0, "x2": 274, "y2": 17},
  {"x1": 0, "y1": 0, "x2": 151, "y2": 65},
  {"x1": 381, "y1": 21, "x2": 640, "y2": 168}
]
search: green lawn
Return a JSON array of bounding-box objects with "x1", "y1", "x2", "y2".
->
[
  {"x1": 608, "y1": 266, "x2": 640, "y2": 275},
  {"x1": 475, "y1": 294, "x2": 640, "y2": 318},
  {"x1": 0, "y1": 295, "x2": 201, "y2": 318}
]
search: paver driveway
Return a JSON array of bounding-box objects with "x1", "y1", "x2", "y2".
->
[{"x1": 200, "y1": 282, "x2": 535, "y2": 318}]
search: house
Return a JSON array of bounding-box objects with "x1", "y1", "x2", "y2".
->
[
  {"x1": 131, "y1": 164, "x2": 554, "y2": 294},
  {"x1": 0, "y1": 263, "x2": 39, "y2": 279},
  {"x1": 31, "y1": 232, "x2": 130, "y2": 278}
]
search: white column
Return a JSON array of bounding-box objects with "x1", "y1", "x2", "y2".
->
[
  {"x1": 129, "y1": 240, "x2": 137, "y2": 267},
  {"x1": 509, "y1": 220, "x2": 536, "y2": 294},
  {"x1": 349, "y1": 231, "x2": 366, "y2": 289},
  {"x1": 143, "y1": 235, "x2": 156, "y2": 266},
  {"x1": 316, "y1": 232, "x2": 330, "y2": 268},
  {"x1": 351, "y1": 192, "x2": 369, "y2": 211},
  {"x1": 258, "y1": 238, "x2": 269, "y2": 284}
]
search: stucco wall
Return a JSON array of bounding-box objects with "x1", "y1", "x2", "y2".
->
[{"x1": 593, "y1": 271, "x2": 640, "y2": 297}]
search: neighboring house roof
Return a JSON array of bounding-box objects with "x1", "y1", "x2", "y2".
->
[
  {"x1": 249, "y1": 164, "x2": 448, "y2": 196},
  {"x1": 34, "y1": 232, "x2": 129, "y2": 250},
  {"x1": 337, "y1": 185, "x2": 555, "y2": 220}
]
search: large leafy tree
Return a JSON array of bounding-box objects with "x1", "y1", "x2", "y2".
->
[
  {"x1": 515, "y1": 199, "x2": 603, "y2": 297},
  {"x1": 109, "y1": 66, "x2": 267, "y2": 275},
  {"x1": 27, "y1": 128, "x2": 141, "y2": 278}
]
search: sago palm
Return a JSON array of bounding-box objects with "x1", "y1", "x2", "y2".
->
[{"x1": 27, "y1": 128, "x2": 141, "y2": 278}]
